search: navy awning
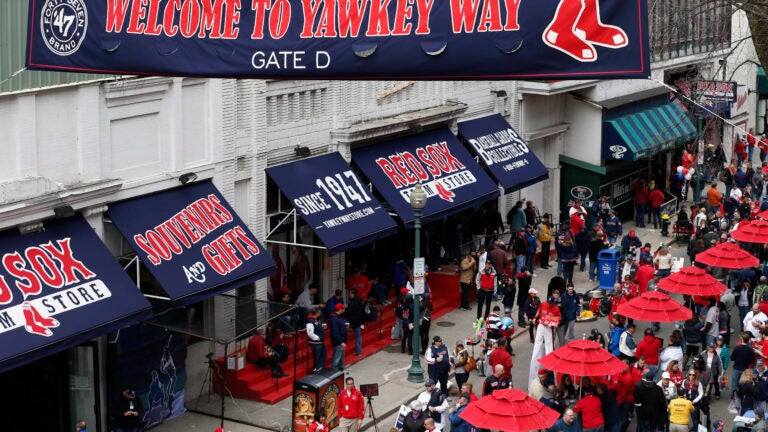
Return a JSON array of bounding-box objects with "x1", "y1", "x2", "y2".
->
[
  {"x1": 107, "y1": 181, "x2": 275, "y2": 307},
  {"x1": 603, "y1": 103, "x2": 696, "y2": 161},
  {"x1": 352, "y1": 127, "x2": 500, "y2": 227},
  {"x1": 266, "y1": 153, "x2": 398, "y2": 255},
  {"x1": 458, "y1": 114, "x2": 549, "y2": 193},
  {"x1": 0, "y1": 215, "x2": 152, "y2": 373}
]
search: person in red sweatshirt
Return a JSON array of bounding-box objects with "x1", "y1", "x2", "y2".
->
[
  {"x1": 634, "y1": 328, "x2": 662, "y2": 378},
  {"x1": 608, "y1": 360, "x2": 635, "y2": 432},
  {"x1": 338, "y1": 377, "x2": 365, "y2": 432},
  {"x1": 573, "y1": 380, "x2": 604, "y2": 432}
]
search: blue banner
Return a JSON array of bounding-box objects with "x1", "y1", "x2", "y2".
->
[
  {"x1": 0, "y1": 215, "x2": 152, "y2": 373},
  {"x1": 266, "y1": 153, "x2": 397, "y2": 255},
  {"x1": 107, "y1": 181, "x2": 275, "y2": 306},
  {"x1": 352, "y1": 127, "x2": 499, "y2": 227},
  {"x1": 458, "y1": 114, "x2": 549, "y2": 193},
  {"x1": 26, "y1": 0, "x2": 649, "y2": 80}
]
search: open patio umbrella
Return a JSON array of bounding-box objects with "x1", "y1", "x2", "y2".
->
[
  {"x1": 459, "y1": 388, "x2": 560, "y2": 432},
  {"x1": 731, "y1": 219, "x2": 768, "y2": 244},
  {"x1": 694, "y1": 241, "x2": 759, "y2": 269},
  {"x1": 616, "y1": 291, "x2": 692, "y2": 322},
  {"x1": 757, "y1": 210, "x2": 768, "y2": 220},
  {"x1": 537, "y1": 339, "x2": 628, "y2": 378},
  {"x1": 656, "y1": 266, "x2": 727, "y2": 297}
]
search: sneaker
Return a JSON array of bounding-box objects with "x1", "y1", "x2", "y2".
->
[{"x1": 462, "y1": 307, "x2": 471, "y2": 311}]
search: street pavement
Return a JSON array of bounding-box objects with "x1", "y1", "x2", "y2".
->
[{"x1": 154, "y1": 220, "x2": 737, "y2": 432}]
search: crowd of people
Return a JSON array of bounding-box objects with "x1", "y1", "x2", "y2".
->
[{"x1": 398, "y1": 151, "x2": 768, "y2": 432}]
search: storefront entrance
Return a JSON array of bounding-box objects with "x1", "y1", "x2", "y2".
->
[{"x1": 0, "y1": 342, "x2": 100, "y2": 432}]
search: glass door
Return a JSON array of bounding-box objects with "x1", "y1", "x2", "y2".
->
[{"x1": 69, "y1": 342, "x2": 100, "y2": 432}]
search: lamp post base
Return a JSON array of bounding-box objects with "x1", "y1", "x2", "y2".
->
[{"x1": 407, "y1": 364, "x2": 424, "y2": 383}]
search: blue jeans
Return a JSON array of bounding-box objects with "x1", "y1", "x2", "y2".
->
[
  {"x1": 332, "y1": 345, "x2": 345, "y2": 370},
  {"x1": 739, "y1": 305, "x2": 749, "y2": 325},
  {"x1": 579, "y1": 253, "x2": 587, "y2": 271},
  {"x1": 635, "y1": 204, "x2": 646, "y2": 227},
  {"x1": 608, "y1": 235, "x2": 617, "y2": 246},
  {"x1": 748, "y1": 145, "x2": 755, "y2": 162},
  {"x1": 557, "y1": 259, "x2": 563, "y2": 277},
  {"x1": 589, "y1": 260, "x2": 598, "y2": 281},
  {"x1": 392, "y1": 316, "x2": 402, "y2": 339},
  {"x1": 732, "y1": 369, "x2": 743, "y2": 393},
  {"x1": 562, "y1": 261, "x2": 575, "y2": 285},
  {"x1": 652, "y1": 207, "x2": 662, "y2": 228},
  {"x1": 309, "y1": 342, "x2": 327, "y2": 371},
  {"x1": 516, "y1": 254, "x2": 526, "y2": 273},
  {"x1": 353, "y1": 327, "x2": 362, "y2": 355}
]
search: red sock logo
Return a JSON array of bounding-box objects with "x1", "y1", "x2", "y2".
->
[
  {"x1": 543, "y1": 0, "x2": 627, "y2": 62},
  {"x1": 575, "y1": 0, "x2": 628, "y2": 48},
  {"x1": 22, "y1": 302, "x2": 57, "y2": 337},
  {"x1": 435, "y1": 182, "x2": 456, "y2": 202}
]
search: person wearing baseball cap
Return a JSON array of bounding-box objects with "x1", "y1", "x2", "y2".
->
[
  {"x1": 111, "y1": 386, "x2": 143, "y2": 431},
  {"x1": 528, "y1": 292, "x2": 560, "y2": 381},
  {"x1": 419, "y1": 378, "x2": 448, "y2": 430},
  {"x1": 425, "y1": 336, "x2": 450, "y2": 394},
  {"x1": 330, "y1": 303, "x2": 348, "y2": 371}
]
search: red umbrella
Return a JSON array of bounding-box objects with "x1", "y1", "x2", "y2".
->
[
  {"x1": 459, "y1": 388, "x2": 560, "y2": 432},
  {"x1": 694, "y1": 241, "x2": 759, "y2": 269},
  {"x1": 656, "y1": 266, "x2": 727, "y2": 297},
  {"x1": 537, "y1": 339, "x2": 628, "y2": 378},
  {"x1": 616, "y1": 291, "x2": 692, "y2": 322},
  {"x1": 731, "y1": 219, "x2": 768, "y2": 244},
  {"x1": 757, "y1": 210, "x2": 768, "y2": 220}
]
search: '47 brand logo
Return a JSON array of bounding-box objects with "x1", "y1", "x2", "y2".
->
[{"x1": 40, "y1": 0, "x2": 88, "y2": 56}]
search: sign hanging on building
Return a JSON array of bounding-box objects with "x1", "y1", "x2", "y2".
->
[
  {"x1": 106, "y1": 180, "x2": 276, "y2": 306},
  {"x1": 696, "y1": 81, "x2": 737, "y2": 102},
  {"x1": 26, "y1": 0, "x2": 650, "y2": 80}
]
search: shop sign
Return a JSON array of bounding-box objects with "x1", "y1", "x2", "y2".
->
[
  {"x1": 607, "y1": 145, "x2": 629, "y2": 160},
  {"x1": 599, "y1": 171, "x2": 641, "y2": 207},
  {"x1": 570, "y1": 186, "x2": 593, "y2": 200},
  {"x1": 26, "y1": 0, "x2": 650, "y2": 80},
  {"x1": 696, "y1": 81, "x2": 737, "y2": 102}
]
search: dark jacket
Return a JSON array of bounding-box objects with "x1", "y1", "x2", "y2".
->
[
  {"x1": 347, "y1": 296, "x2": 366, "y2": 327},
  {"x1": 402, "y1": 410, "x2": 426, "y2": 432},
  {"x1": 633, "y1": 379, "x2": 667, "y2": 422},
  {"x1": 330, "y1": 313, "x2": 348, "y2": 346},
  {"x1": 589, "y1": 238, "x2": 608, "y2": 261},
  {"x1": 575, "y1": 230, "x2": 592, "y2": 254},
  {"x1": 111, "y1": 394, "x2": 143, "y2": 428},
  {"x1": 731, "y1": 343, "x2": 756, "y2": 371},
  {"x1": 598, "y1": 389, "x2": 621, "y2": 426},
  {"x1": 561, "y1": 291, "x2": 578, "y2": 321}
]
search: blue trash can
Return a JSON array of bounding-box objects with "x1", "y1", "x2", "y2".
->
[{"x1": 597, "y1": 248, "x2": 622, "y2": 291}]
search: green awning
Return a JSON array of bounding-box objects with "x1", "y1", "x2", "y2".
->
[
  {"x1": 757, "y1": 67, "x2": 768, "y2": 95},
  {"x1": 603, "y1": 103, "x2": 696, "y2": 161}
]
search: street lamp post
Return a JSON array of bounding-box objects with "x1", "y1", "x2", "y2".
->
[
  {"x1": 693, "y1": 114, "x2": 704, "y2": 205},
  {"x1": 407, "y1": 183, "x2": 427, "y2": 383},
  {"x1": 693, "y1": 94, "x2": 706, "y2": 205}
]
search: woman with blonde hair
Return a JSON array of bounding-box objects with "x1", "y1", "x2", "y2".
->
[
  {"x1": 666, "y1": 360, "x2": 684, "y2": 387},
  {"x1": 738, "y1": 368, "x2": 757, "y2": 415},
  {"x1": 653, "y1": 245, "x2": 673, "y2": 277}
]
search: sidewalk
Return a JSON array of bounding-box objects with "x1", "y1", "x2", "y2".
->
[{"x1": 153, "y1": 221, "x2": 704, "y2": 432}]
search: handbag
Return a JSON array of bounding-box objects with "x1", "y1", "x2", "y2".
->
[
  {"x1": 728, "y1": 396, "x2": 741, "y2": 414},
  {"x1": 464, "y1": 356, "x2": 477, "y2": 372}
]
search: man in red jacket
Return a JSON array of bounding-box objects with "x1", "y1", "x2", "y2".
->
[
  {"x1": 488, "y1": 337, "x2": 514, "y2": 383},
  {"x1": 338, "y1": 377, "x2": 365, "y2": 432},
  {"x1": 634, "y1": 328, "x2": 662, "y2": 378},
  {"x1": 573, "y1": 380, "x2": 604, "y2": 432}
]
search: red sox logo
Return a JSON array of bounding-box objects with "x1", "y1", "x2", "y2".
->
[
  {"x1": 543, "y1": 0, "x2": 628, "y2": 62},
  {"x1": 0, "y1": 238, "x2": 105, "y2": 338},
  {"x1": 375, "y1": 142, "x2": 473, "y2": 203}
]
